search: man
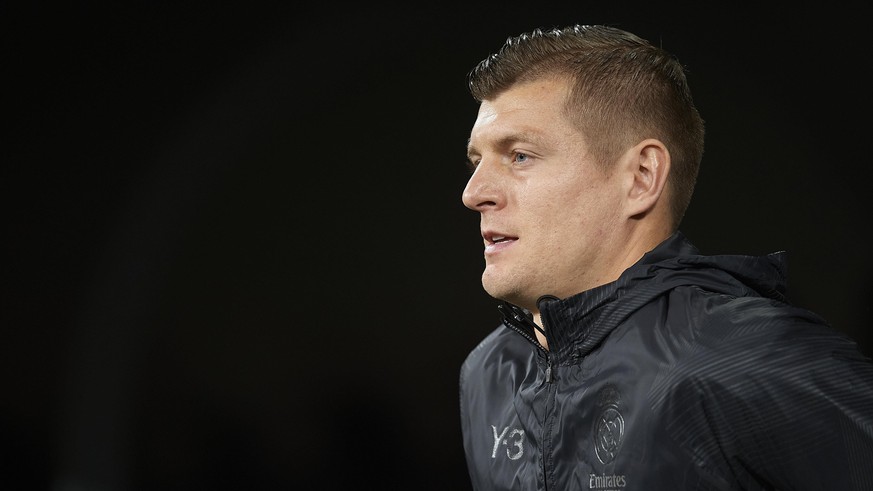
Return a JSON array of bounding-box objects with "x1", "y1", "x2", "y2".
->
[{"x1": 458, "y1": 24, "x2": 873, "y2": 490}]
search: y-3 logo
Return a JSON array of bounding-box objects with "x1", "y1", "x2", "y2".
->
[{"x1": 491, "y1": 425, "x2": 524, "y2": 460}]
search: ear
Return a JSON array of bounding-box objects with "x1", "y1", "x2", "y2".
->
[{"x1": 622, "y1": 139, "x2": 670, "y2": 218}]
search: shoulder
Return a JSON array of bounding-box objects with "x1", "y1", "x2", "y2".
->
[
  {"x1": 666, "y1": 284, "x2": 835, "y2": 348},
  {"x1": 686, "y1": 289, "x2": 852, "y2": 357},
  {"x1": 654, "y1": 290, "x2": 873, "y2": 484},
  {"x1": 661, "y1": 287, "x2": 873, "y2": 401}
]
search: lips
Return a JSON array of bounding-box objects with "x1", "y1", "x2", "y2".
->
[
  {"x1": 483, "y1": 231, "x2": 518, "y2": 254},
  {"x1": 484, "y1": 230, "x2": 516, "y2": 243}
]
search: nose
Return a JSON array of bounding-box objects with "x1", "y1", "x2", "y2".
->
[{"x1": 462, "y1": 159, "x2": 500, "y2": 211}]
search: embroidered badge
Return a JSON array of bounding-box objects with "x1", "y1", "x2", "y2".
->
[{"x1": 593, "y1": 384, "x2": 625, "y2": 465}]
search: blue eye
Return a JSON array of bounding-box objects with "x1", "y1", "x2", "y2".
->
[{"x1": 514, "y1": 153, "x2": 529, "y2": 164}]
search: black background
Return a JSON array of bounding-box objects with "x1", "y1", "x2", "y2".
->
[{"x1": 5, "y1": 3, "x2": 871, "y2": 490}]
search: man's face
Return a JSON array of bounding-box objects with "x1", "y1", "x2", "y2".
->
[{"x1": 463, "y1": 77, "x2": 626, "y2": 312}]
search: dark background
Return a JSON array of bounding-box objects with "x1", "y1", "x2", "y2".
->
[{"x1": 4, "y1": 3, "x2": 871, "y2": 490}]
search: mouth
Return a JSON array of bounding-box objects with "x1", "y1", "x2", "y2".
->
[
  {"x1": 486, "y1": 234, "x2": 515, "y2": 244},
  {"x1": 483, "y1": 231, "x2": 518, "y2": 253}
]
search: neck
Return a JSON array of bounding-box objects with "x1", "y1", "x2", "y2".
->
[
  {"x1": 527, "y1": 228, "x2": 672, "y2": 352},
  {"x1": 532, "y1": 312, "x2": 548, "y2": 350}
]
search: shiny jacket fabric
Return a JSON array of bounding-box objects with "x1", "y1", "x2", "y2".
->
[{"x1": 459, "y1": 231, "x2": 873, "y2": 490}]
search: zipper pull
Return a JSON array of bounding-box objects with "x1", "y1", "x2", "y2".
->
[{"x1": 545, "y1": 360, "x2": 553, "y2": 383}]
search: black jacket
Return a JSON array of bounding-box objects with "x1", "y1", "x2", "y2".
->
[{"x1": 460, "y1": 231, "x2": 873, "y2": 490}]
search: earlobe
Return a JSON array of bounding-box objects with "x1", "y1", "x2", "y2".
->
[{"x1": 626, "y1": 139, "x2": 670, "y2": 217}]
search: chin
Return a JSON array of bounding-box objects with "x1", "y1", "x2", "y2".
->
[
  {"x1": 483, "y1": 281, "x2": 523, "y2": 307},
  {"x1": 481, "y1": 279, "x2": 507, "y2": 301}
]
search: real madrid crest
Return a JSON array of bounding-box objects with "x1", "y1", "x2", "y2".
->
[{"x1": 593, "y1": 384, "x2": 625, "y2": 465}]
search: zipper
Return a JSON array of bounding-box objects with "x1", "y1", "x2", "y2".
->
[
  {"x1": 497, "y1": 303, "x2": 552, "y2": 364},
  {"x1": 498, "y1": 302, "x2": 556, "y2": 490},
  {"x1": 497, "y1": 303, "x2": 553, "y2": 383}
]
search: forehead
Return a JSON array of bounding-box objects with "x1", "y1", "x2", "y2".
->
[
  {"x1": 468, "y1": 77, "x2": 576, "y2": 150},
  {"x1": 478, "y1": 77, "x2": 571, "y2": 120}
]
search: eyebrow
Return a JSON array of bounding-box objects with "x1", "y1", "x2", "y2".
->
[{"x1": 466, "y1": 131, "x2": 549, "y2": 161}]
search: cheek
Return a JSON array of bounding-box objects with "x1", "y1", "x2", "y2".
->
[
  {"x1": 521, "y1": 173, "x2": 615, "y2": 231},
  {"x1": 525, "y1": 189, "x2": 594, "y2": 245},
  {"x1": 559, "y1": 185, "x2": 608, "y2": 222}
]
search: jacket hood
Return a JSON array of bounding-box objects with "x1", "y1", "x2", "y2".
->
[{"x1": 500, "y1": 230, "x2": 790, "y2": 362}]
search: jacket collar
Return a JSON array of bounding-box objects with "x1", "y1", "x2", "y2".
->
[{"x1": 500, "y1": 231, "x2": 788, "y2": 364}]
